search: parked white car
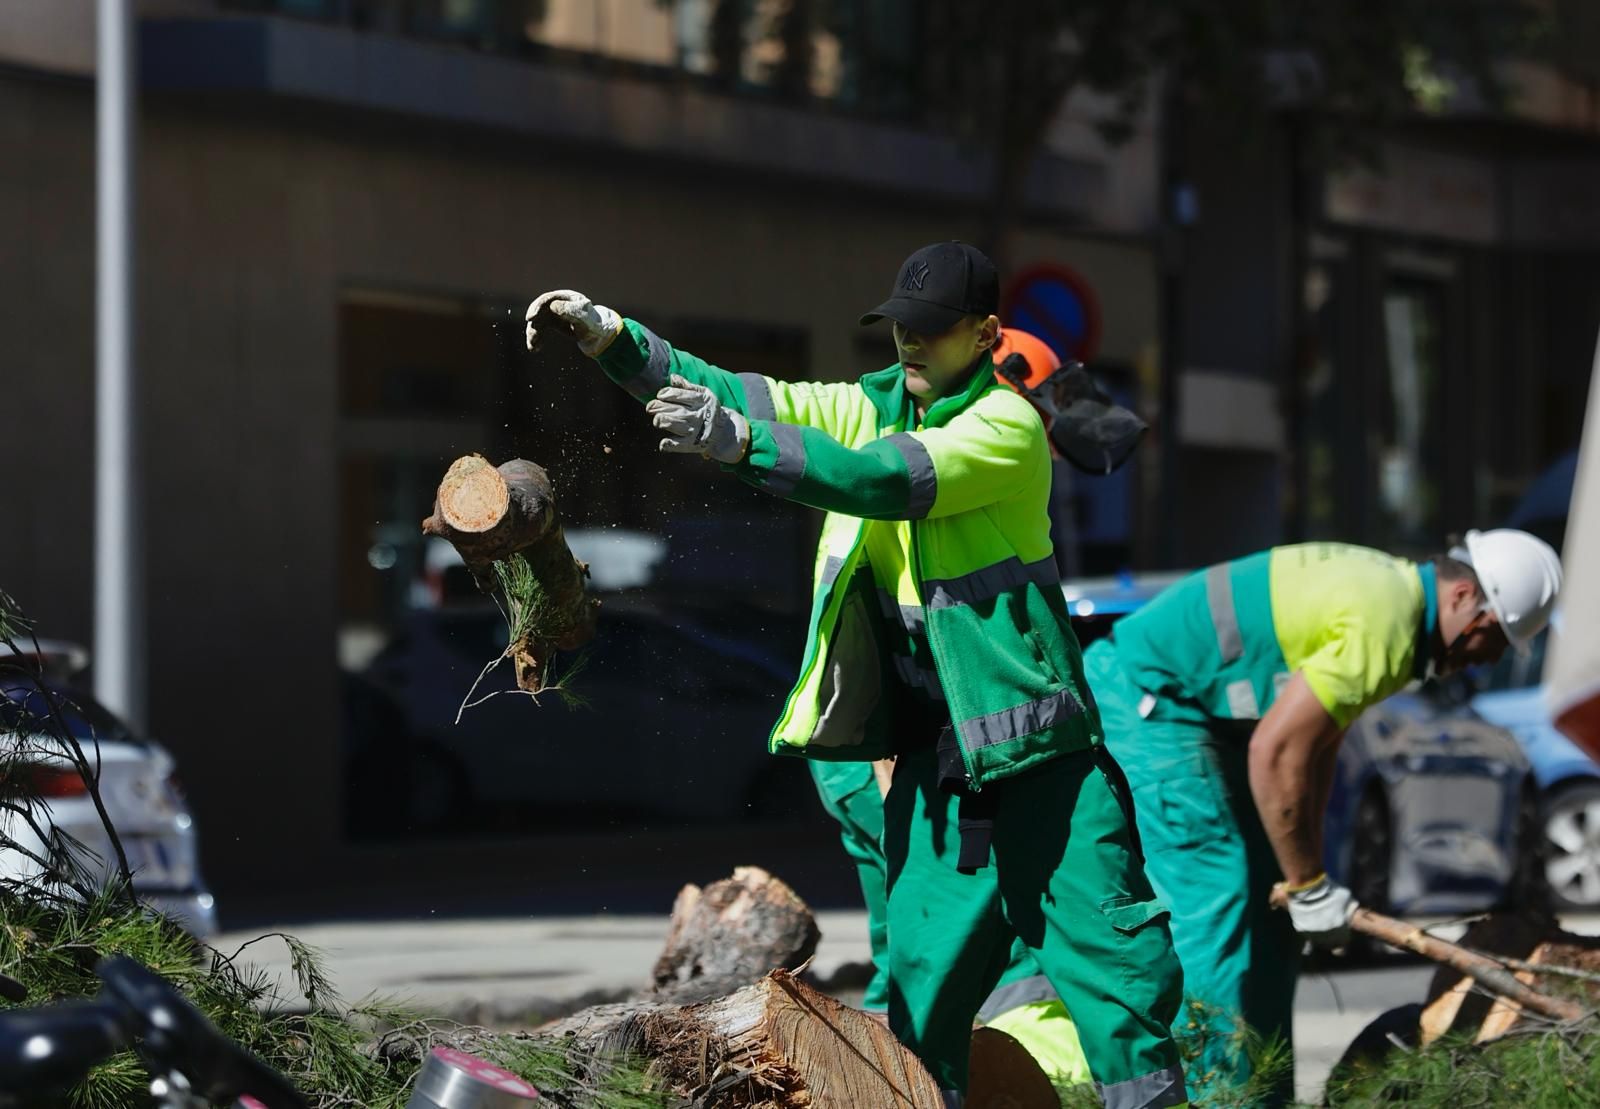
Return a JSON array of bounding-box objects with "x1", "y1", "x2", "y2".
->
[{"x1": 0, "y1": 642, "x2": 216, "y2": 937}]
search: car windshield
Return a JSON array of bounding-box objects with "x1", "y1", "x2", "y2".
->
[{"x1": 0, "y1": 680, "x2": 137, "y2": 743}]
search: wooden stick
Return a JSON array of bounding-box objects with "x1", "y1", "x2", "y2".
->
[{"x1": 1351, "y1": 907, "x2": 1587, "y2": 1022}]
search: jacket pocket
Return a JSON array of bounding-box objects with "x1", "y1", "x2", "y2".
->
[{"x1": 1099, "y1": 895, "x2": 1172, "y2": 936}]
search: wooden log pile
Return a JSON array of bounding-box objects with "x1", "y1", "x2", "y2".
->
[{"x1": 535, "y1": 867, "x2": 1054, "y2": 1109}]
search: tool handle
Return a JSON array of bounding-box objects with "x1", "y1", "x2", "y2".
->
[{"x1": 1350, "y1": 907, "x2": 1586, "y2": 1022}]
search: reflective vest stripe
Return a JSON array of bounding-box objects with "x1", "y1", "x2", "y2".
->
[
  {"x1": 884, "y1": 432, "x2": 937, "y2": 518},
  {"x1": 618, "y1": 325, "x2": 672, "y2": 400},
  {"x1": 876, "y1": 589, "x2": 926, "y2": 636},
  {"x1": 963, "y1": 687, "x2": 1084, "y2": 749},
  {"x1": 1098, "y1": 1064, "x2": 1188, "y2": 1109},
  {"x1": 766, "y1": 422, "x2": 807, "y2": 495},
  {"x1": 976, "y1": 974, "x2": 1057, "y2": 1022},
  {"x1": 925, "y1": 555, "x2": 1058, "y2": 610},
  {"x1": 1205, "y1": 563, "x2": 1244, "y2": 664},
  {"x1": 739, "y1": 372, "x2": 776, "y2": 421}
]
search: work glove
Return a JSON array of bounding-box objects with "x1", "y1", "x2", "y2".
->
[
  {"x1": 648, "y1": 375, "x2": 751, "y2": 464},
  {"x1": 1285, "y1": 875, "x2": 1357, "y2": 948},
  {"x1": 524, "y1": 289, "x2": 623, "y2": 356}
]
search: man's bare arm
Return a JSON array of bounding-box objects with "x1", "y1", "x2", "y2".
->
[{"x1": 1248, "y1": 672, "x2": 1344, "y2": 886}]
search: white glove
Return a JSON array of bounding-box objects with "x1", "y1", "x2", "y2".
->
[
  {"x1": 647, "y1": 375, "x2": 751, "y2": 464},
  {"x1": 1286, "y1": 875, "x2": 1357, "y2": 947},
  {"x1": 524, "y1": 289, "x2": 623, "y2": 356}
]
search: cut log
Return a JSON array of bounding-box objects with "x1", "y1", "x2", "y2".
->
[
  {"x1": 652, "y1": 866, "x2": 821, "y2": 1004},
  {"x1": 543, "y1": 969, "x2": 942, "y2": 1108},
  {"x1": 421, "y1": 454, "x2": 598, "y2": 692},
  {"x1": 967, "y1": 1027, "x2": 1059, "y2": 1109}
]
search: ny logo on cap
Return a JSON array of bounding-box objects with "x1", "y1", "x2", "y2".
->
[{"x1": 901, "y1": 260, "x2": 930, "y2": 291}]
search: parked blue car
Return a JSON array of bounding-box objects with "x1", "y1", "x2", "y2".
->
[
  {"x1": 1473, "y1": 629, "x2": 1600, "y2": 910},
  {"x1": 1064, "y1": 572, "x2": 1541, "y2": 918}
]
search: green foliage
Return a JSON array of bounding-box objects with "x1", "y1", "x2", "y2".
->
[
  {"x1": 0, "y1": 590, "x2": 650, "y2": 1106},
  {"x1": 493, "y1": 553, "x2": 555, "y2": 646},
  {"x1": 1325, "y1": 1018, "x2": 1600, "y2": 1107},
  {"x1": 0, "y1": 891, "x2": 670, "y2": 1108},
  {"x1": 1172, "y1": 999, "x2": 1295, "y2": 1108}
]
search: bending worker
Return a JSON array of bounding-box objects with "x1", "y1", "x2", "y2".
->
[
  {"x1": 526, "y1": 241, "x2": 1187, "y2": 1109},
  {"x1": 1083, "y1": 533, "x2": 1562, "y2": 1102}
]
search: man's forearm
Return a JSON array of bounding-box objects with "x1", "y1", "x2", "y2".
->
[
  {"x1": 1247, "y1": 673, "x2": 1342, "y2": 886},
  {"x1": 1248, "y1": 736, "x2": 1323, "y2": 885}
]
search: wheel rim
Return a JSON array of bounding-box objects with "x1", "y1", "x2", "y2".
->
[{"x1": 1544, "y1": 793, "x2": 1600, "y2": 906}]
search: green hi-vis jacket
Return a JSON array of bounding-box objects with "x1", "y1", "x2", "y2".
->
[{"x1": 595, "y1": 319, "x2": 1099, "y2": 788}]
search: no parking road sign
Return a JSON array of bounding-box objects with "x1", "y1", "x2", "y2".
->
[{"x1": 1002, "y1": 264, "x2": 1102, "y2": 364}]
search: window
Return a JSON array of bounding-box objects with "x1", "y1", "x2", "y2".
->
[{"x1": 1376, "y1": 279, "x2": 1446, "y2": 550}]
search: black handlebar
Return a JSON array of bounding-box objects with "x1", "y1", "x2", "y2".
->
[
  {"x1": 0, "y1": 956, "x2": 307, "y2": 1109},
  {"x1": 0, "y1": 997, "x2": 128, "y2": 1094}
]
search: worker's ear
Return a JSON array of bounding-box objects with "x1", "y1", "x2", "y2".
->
[
  {"x1": 975, "y1": 314, "x2": 1000, "y2": 353},
  {"x1": 1441, "y1": 576, "x2": 1480, "y2": 617}
]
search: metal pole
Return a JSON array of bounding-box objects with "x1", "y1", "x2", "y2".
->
[{"x1": 95, "y1": 0, "x2": 143, "y2": 729}]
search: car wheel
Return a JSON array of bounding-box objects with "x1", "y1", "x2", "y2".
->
[
  {"x1": 1542, "y1": 779, "x2": 1600, "y2": 911},
  {"x1": 1346, "y1": 787, "x2": 1392, "y2": 959}
]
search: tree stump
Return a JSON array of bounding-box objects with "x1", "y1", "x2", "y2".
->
[
  {"x1": 651, "y1": 867, "x2": 821, "y2": 1005},
  {"x1": 542, "y1": 970, "x2": 942, "y2": 1108},
  {"x1": 421, "y1": 454, "x2": 598, "y2": 692}
]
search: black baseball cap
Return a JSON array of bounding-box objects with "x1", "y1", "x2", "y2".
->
[{"x1": 859, "y1": 241, "x2": 1000, "y2": 335}]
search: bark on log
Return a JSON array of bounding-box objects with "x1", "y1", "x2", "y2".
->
[
  {"x1": 651, "y1": 867, "x2": 821, "y2": 1005},
  {"x1": 421, "y1": 454, "x2": 598, "y2": 692},
  {"x1": 542, "y1": 969, "x2": 942, "y2": 1108}
]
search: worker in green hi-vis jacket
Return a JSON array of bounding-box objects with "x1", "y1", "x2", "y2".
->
[
  {"x1": 807, "y1": 321, "x2": 1145, "y2": 1093},
  {"x1": 1084, "y1": 534, "x2": 1561, "y2": 1104},
  {"x1": 525, "y1": 242, "x2": 1186, "y2": 1109}
]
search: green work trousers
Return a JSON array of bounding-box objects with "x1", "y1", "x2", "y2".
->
[
  {"x1": 810, "y1": 762, "x2": 893, "y2": 1011},
  {"x1": 1085, "y1": 639, "x2": 1300, "y2": 1106},
  {"x1": 811, "y1": 765, "x2": 1093, "y2": 1082},
  {"x1": 883, "y1": 744, "x2": 1187, "y2": 1107}
]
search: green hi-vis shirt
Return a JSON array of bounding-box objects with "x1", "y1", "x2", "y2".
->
[{"x1": 1267, "y1": 544, "x2": 1435, "y2": 728}]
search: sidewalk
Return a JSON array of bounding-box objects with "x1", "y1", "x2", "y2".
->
[{"x1": 214, "y1": 911, "x2": 1600, "y2": 1102}]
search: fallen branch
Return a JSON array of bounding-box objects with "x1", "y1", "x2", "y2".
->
[
  {"x1": 1354, "y1": 908, "x2": 1586, "y2": 1023},
  {"x1": 421, "y1": 455, "x2": 598, "y2": 696}
]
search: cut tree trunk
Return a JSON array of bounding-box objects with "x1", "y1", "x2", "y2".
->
[
  {"x1": 651, "y1": 866, "x2": 821, "y2": 1005},
  {"x1": 543, "y1": 969, "x2": 942, "y2": 1108},
  {"x1": 421, "y1": 454, "x2": 597, "y2": 692}
]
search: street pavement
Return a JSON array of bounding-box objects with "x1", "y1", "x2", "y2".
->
[{"x1": 214, "y1": 910, "x2": 1600, "y2": 1104}]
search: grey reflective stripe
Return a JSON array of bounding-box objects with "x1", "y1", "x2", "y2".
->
[
  {"x1": 739, "y1": 372, "x2": 776, "y2": 421},
  {"x1": 1097, "y1": 1064, "x2": 1187, "y2": 1109},
  {"x1": 976, "y1": 974, "x2": 1058, "y2": 1022},
  {"x1": 891, "y1": 654, "x2": 945, "y2": 700},
  {"x1": 765, "y1": 422, "x2": 806, "y2": 496},
  {"x1": 620, "y1": 324, "x2": 673, "y2": 400},
  {"x1": 1226, "y1": 679, "x2": 1260, "y2": 720},
  {"x1": 819, "y1": 555, "x2": 846, "y2": 587},
  {"x1": 924, "y1": 555, "x2": 1059, "y2": 610},
  {"x1": 1205, "y1": 563, "x2": 1243, "y2": 663},
  {"x1": 885, "y1": 432, "x2": 937, "y2": 518},
  {"x1": 962, "y1": 688, "x2": 1083, "y2": 749},
  {"x1": 875, "y1": 589, "x2": 926, "y2": 636}
]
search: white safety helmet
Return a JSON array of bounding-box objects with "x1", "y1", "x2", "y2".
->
[{"x1": 1459, "y1": 528, "x2": 1563, "y2": 652}]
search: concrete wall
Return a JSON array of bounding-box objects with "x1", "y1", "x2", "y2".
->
[{"x1": 0, "y1": 67, "x2": 1158, "y2": 911}]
